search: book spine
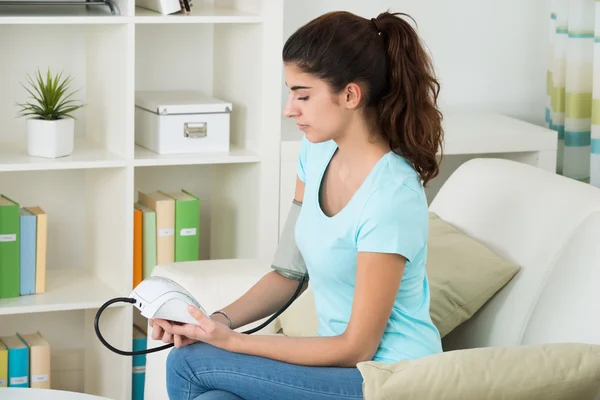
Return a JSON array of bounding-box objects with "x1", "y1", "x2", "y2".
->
[
  {"x1": 19, "y1": 211, "x2": 37, "y2": 296},
  {"x1": 0, "y1": 198, "x2": 20, "y2": 299}
]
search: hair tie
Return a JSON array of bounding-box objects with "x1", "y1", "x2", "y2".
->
[{"x1": 371, "y1": 17, "x2": 382, "y2": 35}]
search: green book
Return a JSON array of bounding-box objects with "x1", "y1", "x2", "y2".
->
[
  {"x1": 0, "y1": 195, "x2": 20, "y2": 299},
  {"x1": 134, "y1": 203, "x2": 157, "y2": 279},
  {"x1": 163, "y1": 190, "x2": 199, "y2": 262}
]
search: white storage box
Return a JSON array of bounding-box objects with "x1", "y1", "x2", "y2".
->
[{"x1": 135, "y1": 90, "x2": 232, "y2": 155}]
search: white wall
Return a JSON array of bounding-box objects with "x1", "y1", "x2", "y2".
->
[{"x1": 282, "y1": 0, "x2": 551, "y2": 127}]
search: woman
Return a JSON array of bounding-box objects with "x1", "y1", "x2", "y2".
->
[{"x1": 151, "y1": 9, "x2": 444, "y2": 400}]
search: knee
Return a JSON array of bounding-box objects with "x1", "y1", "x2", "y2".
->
[{"x1": 167, "y1": 345, "x2": 189, "y2": 377}]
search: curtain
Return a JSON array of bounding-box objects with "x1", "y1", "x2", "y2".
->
[{"x1": 547, "y1": 0, "x2": 600, "y2": 187}]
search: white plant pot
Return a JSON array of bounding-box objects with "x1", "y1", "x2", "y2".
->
[{"x1": 27, "y1": 118, "x2": 75, "y2": 159}]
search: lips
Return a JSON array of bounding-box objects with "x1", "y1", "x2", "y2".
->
[{"x1": 297, "y1": 124, "x2": 308, "y2": 131}]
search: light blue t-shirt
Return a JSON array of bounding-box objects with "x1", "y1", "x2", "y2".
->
[{"x1": 294, "y1": 136, "x2": 442, "y2": 363}]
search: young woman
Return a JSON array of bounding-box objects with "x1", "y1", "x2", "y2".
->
[{"x1": 150, "y1": 10, "x2": 444, "y2": 400}]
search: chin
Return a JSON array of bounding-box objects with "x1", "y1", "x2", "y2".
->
[{"x1": 304, "y1": 130, "x2": 332, "y2": 144}]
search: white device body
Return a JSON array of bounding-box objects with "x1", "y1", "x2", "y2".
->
[{"x1": 129, "y1": 276, "x2": 208, "y2": 326}]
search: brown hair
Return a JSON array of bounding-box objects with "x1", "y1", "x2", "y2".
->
[{"x1": 282, "y1": 10, "x2": 443, "y2": 187}]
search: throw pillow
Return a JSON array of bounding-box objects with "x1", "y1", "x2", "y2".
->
[
  {"x1": 357, "y1": 342, "x2": 600, "y2": 400},
  {"x1": 427, "y1": 212, "x2": 521, "y2": 337}
]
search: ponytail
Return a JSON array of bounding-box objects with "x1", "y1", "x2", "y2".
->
[
  {"x1": 375, "y1": 12, "x2": 443, "y2": 187},
  {"x1": 283, "y1": 10, "x2": 444, "y2": 187}
]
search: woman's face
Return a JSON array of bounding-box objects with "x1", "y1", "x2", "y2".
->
[{"x1": 283, "y1": 63, "x2": 352, "y2": 144}]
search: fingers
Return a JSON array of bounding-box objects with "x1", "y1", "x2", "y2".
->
[
  {"x1": 152, "y1": 319, "x2": 176, "y2": 344},
  {"x1": 188, "y1": 306, "x2": 216, "y2": 332},
  {"x1": 169, "y1": 322, "x2": 202, "y2": 339},
  {"x1": 162, "y1": 331, "x2": 173, "y2": 344},
  {"x1": 151, "y1": 323, "x2": 164, "y2": 341},
  {"x1": 174, "y1": 334, "x2": 196, "y2": 348}
]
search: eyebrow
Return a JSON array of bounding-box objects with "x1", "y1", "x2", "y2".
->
[{"x1": 287, "y1": 85, "x2": 312, "y2": 91}]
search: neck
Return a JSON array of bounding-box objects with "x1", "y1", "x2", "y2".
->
[{"x1": 333, "y1": 112, "x2": 390, "y2": 167}]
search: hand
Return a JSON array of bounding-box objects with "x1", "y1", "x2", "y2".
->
[
  {"x1": 149, "y1": 318, "x2": 197, "y2": 348},
  {"x1": 154, "y1": 306, "x2": 239, "y2": 351}
]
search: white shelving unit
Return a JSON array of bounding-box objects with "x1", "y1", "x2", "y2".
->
[{"x1": 0, "y1": 1, "x2": 283, "y2": 398}]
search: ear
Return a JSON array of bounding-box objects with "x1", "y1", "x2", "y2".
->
[{"x1": 343, "y1": 82, "x2": 362, "y2": 109}]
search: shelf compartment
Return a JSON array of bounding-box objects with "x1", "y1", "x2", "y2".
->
[
  {"x1": 0, "y1": 269, "x2": 124, "y2": 315},
  {"x1": 0, "y1": 2, "x2": 128, "y2": 23},
  {"x1": 134, "y1": 144, "x2": 260, "y2": 166},
  {"x1": 134, "y1": 4, "x2": 262, "y2": 24},
  {"x1": 0, "y1": 24, "x2": 132, "y2": 159},
  {"x1": 0, "y1": 137, "x2": 127, "y2": 172}
]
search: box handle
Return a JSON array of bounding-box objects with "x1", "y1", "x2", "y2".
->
[{"x1": 184, "y1": 122, "x2": 207, "y2": 138}]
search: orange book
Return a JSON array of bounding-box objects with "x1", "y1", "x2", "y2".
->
[{"x1": 133, "y1": 206, "x2": 142, "y2": 289}]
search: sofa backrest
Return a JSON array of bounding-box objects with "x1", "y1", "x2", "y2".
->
[
  {"x1": 519, "y1": 211, "x2": 600, "y2": 345},
  {"x1": 429, "y1": 158, "x2": 600, "y2": 350}
]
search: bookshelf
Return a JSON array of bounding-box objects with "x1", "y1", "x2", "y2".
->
[{"x1": 0, "y1": 0, "x2": 283, "y2": 398}]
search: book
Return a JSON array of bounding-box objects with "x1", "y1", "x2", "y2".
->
[
  {"x1": 133, "y1": 206, "x2": 143, "y2": 289},
  {"x1": 138, "y1": 191, "x2": 175, "y2": 265},
  {"x1": 135, "y1": 203, "x2": 157, "y2": 280},
  {"x1": 18, "y1": 331, "x2": 51, "y2": 389},
  {"x1": 19, "y1": 207, "x2": 37, "y2": 296},
  {"x1": 0, "y1": 195, "x2": 20, "y2": 299},
  {"x1": 132, "y1": 325, "x2": 147, "y2": 400},
  {"x1": 25, "y1": 206, "x2": 47, "y2": 294},
  {"x1": 165, "y1": 190, "x2": 200, "y2": 262},
  {"x1": 0, "y1": 339, "x2": 7, "y2": 387},
  {"x1": 1, "y1": 335, "x2": 29, "y2": 387}
]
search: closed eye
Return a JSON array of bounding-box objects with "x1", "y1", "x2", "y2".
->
[{"x1": 298, "y1": 96, "x2": 309, "y2": 101}]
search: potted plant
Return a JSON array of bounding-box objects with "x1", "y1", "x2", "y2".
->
[{"x1": 16, "y1": 68, "x2": 86, "y2": 159}]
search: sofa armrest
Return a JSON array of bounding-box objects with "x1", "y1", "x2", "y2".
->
[{"x1": 143, "y1": 258, "x2": 276, "y2": 400}]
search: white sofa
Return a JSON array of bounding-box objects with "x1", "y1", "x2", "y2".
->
[{"x1": 143, "y1": 158, "x2": 600, "y2": 399}]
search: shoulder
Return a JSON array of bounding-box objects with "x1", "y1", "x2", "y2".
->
[{"x1": 356, "y1": 155, "x2": 429, "y2": 263}]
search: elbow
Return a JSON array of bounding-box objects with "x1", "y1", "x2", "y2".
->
[{"x1": 339, "y1": 334, "x2": 377, "y2": 367}]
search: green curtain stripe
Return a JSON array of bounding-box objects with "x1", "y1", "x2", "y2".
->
[
  {"x1": 551, "y1": 12, "x2": 557, "y2": 19},
  {"x1": 565, "y1": 130, "x2": 591, "y2": 147},
  {"x1": 565, "y1": 92, "x2": 593, "y2": 118},
  {"x1": 556, "y1": 27, "x2": 568, "y2": 34},
  {"x1": 592, "y1": 99, "x2": 600, "y2": 124},
  {"x1": 551, "y1": 86, "x2": 565, "y2": 113}
]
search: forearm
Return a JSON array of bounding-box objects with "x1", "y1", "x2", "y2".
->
[
  {"x1": 229, "y1": 333, "x2": 367, "y2": 368},
  {"x1": 216, "y1": 271, "x2": 306, "y2": 330}
]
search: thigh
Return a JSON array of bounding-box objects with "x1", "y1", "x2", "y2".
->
[{"x1": 167, "y1": 342, "x2": 364, "y2": 400}]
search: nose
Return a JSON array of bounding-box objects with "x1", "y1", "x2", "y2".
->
[{"x1": 283, "y1": 94, "x2": 299, "y2": 119}]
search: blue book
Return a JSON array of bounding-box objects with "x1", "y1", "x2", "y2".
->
[
  {"x1": 19, "y1": 208, "x2": 37, "y2": 296},
  {"x1": 132, "y1": 325, "x2": 147, "y2": 400},
  {"x1": 1, "y1": 335, "x2": 29, "y2": 388}
]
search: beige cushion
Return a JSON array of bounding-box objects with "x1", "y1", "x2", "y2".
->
[
  {"x1": 278, "y1": 213, "x2": 521, "y2": 339},
  {"x1": 357, "y1": 343, "x2": 600, "y2": 400},
  {"x1": 427, "y1": 212, "x2": 521, "y2": 337}
]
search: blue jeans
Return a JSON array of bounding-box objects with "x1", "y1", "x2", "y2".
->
[{"x1": 166, "y1": 342, "x2": 364, "y2": 400}]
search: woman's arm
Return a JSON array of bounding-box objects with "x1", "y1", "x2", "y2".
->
[
  {"x1": 212, "y1": 176, "x2": 308, "y2": 328},
  {"x1": 229, "y1": 251, "x2": 405, "y2": 367},
  {"x1": 151, "y1": 177, "x2": 308, "y2": 342}
]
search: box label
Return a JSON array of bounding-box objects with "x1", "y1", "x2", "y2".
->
[
  {"x1": 32, "y1": 374, "x2": 49, "y2": 382},
  {"x1": 158, "y1": 228, "x2": 174, "y2": 237},
  {"x1": 0, "y1": 234, "x2": 16, "y2": 242},
  {"x1": 180, "y1": 228, "x2": 197, "y2": 236},
  {"x1": 10, "y1": 376, "x2": 27, "y2": 385}
]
